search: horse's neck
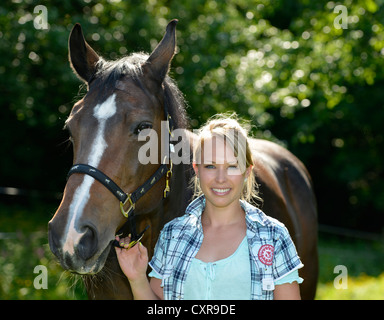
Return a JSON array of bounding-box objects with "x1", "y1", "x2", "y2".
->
[{"x1": 169, "y1": 128, "x2": 197, "y2": 212}]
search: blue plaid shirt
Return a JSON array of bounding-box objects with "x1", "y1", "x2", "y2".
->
[{"x1": 149, "y1": 195, "x2": 303, "y2": 300}]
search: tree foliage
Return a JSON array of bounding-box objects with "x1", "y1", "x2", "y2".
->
[{"x1": 1, "y1": 0, "x2": 383, "y2": 232}]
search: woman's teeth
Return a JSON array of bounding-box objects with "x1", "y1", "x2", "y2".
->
[{"x1": 212, "y1": 188, "x2": 230, "y2": 194}]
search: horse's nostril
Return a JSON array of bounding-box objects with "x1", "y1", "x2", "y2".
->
[{"x1": 77, "y1": 225, "x2": 98, "y2": 261}]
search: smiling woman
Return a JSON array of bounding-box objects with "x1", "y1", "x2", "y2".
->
[
  {"x1": 191, "y1": 113, "x2": 261, "y2": 205},
  {"x1": 116, "y1": 113, "x2": 304, "y2": 300}
]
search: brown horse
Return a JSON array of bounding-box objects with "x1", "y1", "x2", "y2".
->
[{"x1": 48, "y1": 20, "x2": 318, "y2": 299}]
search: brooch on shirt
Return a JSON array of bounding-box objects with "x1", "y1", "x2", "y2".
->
[{"x1": 258, "y1": 244, "x2": 274, "y2": 266}]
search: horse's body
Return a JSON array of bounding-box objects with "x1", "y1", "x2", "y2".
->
[
  {"x1": 250, "y1": 139, "x2": 318, "y2": 299},
  {"x1": 48, "y1": 20, "x2": 318, "y2": 300}
]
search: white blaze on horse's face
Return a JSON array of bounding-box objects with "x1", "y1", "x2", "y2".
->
[{"x1": 62, "y1": 93, "x2": 117, "y2": 258}]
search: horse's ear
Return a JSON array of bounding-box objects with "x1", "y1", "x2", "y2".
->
[
  {"x1": 145, "y1": 19, "x2": 178, "y2": 83},
  {"x1": 68, "y1": 23, "x2": 99, "y2": 83}
]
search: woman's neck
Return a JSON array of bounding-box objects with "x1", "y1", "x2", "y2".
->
[{"x1": 202, "y1": 199, "x2": 245, "y2": 228}]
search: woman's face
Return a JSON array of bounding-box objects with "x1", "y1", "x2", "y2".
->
[{"x1": 193, "y1": 137, "x2": 250, "y2": 209}]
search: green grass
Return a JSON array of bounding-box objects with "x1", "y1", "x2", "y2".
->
[
  {"x1": 316, "y1": 273, "x2": 384, "y2": 300},
  {"x1": 0, "y1": 230, "x2": 86, "y2": 299},
  {"x1": 0, "y1": 201, "x2": 87, "y2": 299},
  {"x1": 1, "y1": 200, "x2": 383, "y2": 299},
  {"x1": 315, "y1": 235, "x2": 384, "y2": 300}
]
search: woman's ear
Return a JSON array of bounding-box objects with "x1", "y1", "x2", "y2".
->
[
  {"x1": 245, "y1": 165, "x2": 253, "y2": 179},
  {"x1": 192, "y1": 162, "x2": 199, "y2": 177}
]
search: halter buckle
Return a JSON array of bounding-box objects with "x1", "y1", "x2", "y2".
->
[
  {"x1": 120, "y1": 194, "x2": 135, "y2": 218},
  {"x1": 163, "y1": 160, "x2": 173, "y2": 198}
]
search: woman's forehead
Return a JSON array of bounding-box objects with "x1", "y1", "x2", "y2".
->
[{"x1": 200, "y1": 137, "x2": 237, "y2": 164}]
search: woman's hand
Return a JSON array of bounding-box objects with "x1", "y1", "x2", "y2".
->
[{"x1": 115, "y1": 235, "x2": 149, "y2": 283}]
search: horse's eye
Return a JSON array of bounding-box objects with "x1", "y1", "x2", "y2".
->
[{"x1": 134, "y1": 122, "x2": 153, "y2": 134}]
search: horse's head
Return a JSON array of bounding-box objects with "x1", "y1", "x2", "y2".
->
[{"x1": 49, "y1": 20, "x2": 182, "y2": 274}]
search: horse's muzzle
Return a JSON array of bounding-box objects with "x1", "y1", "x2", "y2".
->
[{"x1": 48, "y1": 220, "x2": 107, "y2": 274}]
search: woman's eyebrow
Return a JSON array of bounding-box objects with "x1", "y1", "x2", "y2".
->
[{"x1": 203, "y1": 160, "x2": 239, "y2": 164}]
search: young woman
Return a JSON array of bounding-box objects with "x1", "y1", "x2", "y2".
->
[{"x1": 115, "y1": 114, "x2": 303, "y2": 300}]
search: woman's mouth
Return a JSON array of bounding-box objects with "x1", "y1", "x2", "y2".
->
[{"x1": 211, "y1": 188, "x2": 231, "y2": 196}]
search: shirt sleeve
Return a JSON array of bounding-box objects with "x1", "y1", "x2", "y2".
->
[
  {"x1": 148, "y1": 269, "x2": 162, "y2": 279},
  {"x1": 274, "y1": 269, "x2": 304, "y2": 285},
  {"x1": 148, "y1": 229, "x2": 167, "y2": 278},
  {"x1": 272, "y1": 225, "x2": 304, "y2": 282}
]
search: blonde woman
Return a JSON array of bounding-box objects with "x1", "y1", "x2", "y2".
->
[{"x1": 116, "y1": 114, "x2": 303, "y2": 300}]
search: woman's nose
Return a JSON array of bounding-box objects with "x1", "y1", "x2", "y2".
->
[{"x1": 215, "y1": 167, "x2": 227, "y2": 183}]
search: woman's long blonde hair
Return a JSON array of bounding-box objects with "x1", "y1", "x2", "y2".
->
[{"x1": 191, "y1": 112, "x2": 262, "y2": 206}]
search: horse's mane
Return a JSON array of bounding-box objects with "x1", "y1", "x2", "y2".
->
[{"x1": 94, "y1": 53, "x2": 189, "y2": 130}]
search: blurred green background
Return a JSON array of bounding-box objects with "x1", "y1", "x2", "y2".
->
[{"x1": 1, "y1": 0, "x2": 383, "y2": 299}]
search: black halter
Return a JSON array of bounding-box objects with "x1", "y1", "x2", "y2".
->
[{"x1": 67, "y1": 102, "x2": 174, "y2": 249}]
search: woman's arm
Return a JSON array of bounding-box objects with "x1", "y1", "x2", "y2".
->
[
  {"x1": 128, "y1": 271, "x2": 161, "y2": 300},
  {"x1": 150, "y1": 277, "x2": 164, "y2": 300},
  {"x1": 274, "y1": 282, "x2": 301, "y2": 300}
]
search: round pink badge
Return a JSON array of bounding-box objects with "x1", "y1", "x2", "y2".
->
[{"x1": 258, "y1": 244, "x2": 274, "y2": 265}]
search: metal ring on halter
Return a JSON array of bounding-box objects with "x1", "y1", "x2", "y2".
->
[{"x1": 119, "y1": 194, "x2": 135, "y2": 218}]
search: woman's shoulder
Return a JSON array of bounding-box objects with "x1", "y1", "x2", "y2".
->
[
  {"x1": 161, "y1": 196, "x2": 204, "y2": 235},
  {"x1": 160, "y1": 212, "x2": 199, "y2": 238},
  {"x1": 241, "y1": 200, "x2": 289, "y2": 235}
]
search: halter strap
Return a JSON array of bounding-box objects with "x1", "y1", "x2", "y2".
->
[
  {"x1": 67, "y1": 164, "x2": 128, "y2": 203},
  {"x1": 67, "y1": 163, "x2": 169, "y2": 214},
  {"x1": 67, "y1": 162, "x2": 169, "y2": 246}
]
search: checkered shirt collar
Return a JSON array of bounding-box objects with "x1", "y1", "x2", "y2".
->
[{"x1": 186, "y1": 195, "x2": 266, "y2": 228}]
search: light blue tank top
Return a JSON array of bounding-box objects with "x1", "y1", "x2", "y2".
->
[{"x1": 184, "y1": 236, "x2": 251, "y2": 300}]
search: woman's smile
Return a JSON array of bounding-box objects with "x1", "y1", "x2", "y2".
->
[{"x1": 211, "y1": 188, "x2": 231, "y2": 196}]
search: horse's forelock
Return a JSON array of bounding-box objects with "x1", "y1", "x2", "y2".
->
[
  {"x1": 92, "y1": 53, "x2": 188, "y2": 130},
  {"x1": 94, "y1": 53, "x2": 148, "y2": 87}
]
